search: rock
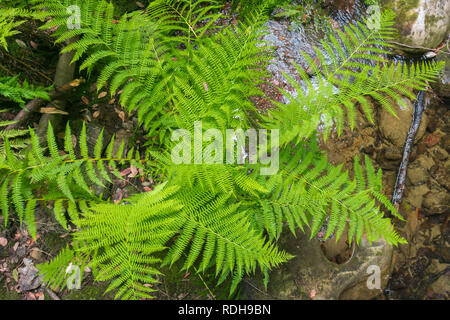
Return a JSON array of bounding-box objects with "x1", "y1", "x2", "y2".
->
[
  {"x1": 17, "y1": 258, "x2": 42, "y2": 292},
  {"x1": 379, "y1": 98, "x2": 427, "y2": 148},
  {"x1": 429, "y1": 145, "x2": 448, "y2": 161},
  {"x1": 431, "y1": 51, "x2": 450, "y2": 99},
  {"x1": 381, "y1": 0, "x2": 450, "y2": 55},
  {"x1": 415, "y1": 154, "x2": 435, "y2": 170},
  {"x1": 407, "y1": 165, "x2": 428, "y2": 185},
  {"x1": 422, "y1": 187, "x2": 449, "y2": 214},
  {"x1": 242, "y1": 229, "x2": 393, "y2": 300},
  {"x1": 378, "y1": 145, "x2": 403, "y2": 169},
  {"x1": 404, "y1": 184, "x2": 430, "y2": 208}
]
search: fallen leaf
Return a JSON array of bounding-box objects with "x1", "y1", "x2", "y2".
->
[
  {"x1": 424, "y1": 133, "x2": 440, "y2": 148},
  {"x1": 120, "y1": 168, "x2": 131, "y2": 177},
  {"x1": 40, "y1": 107, "x2": 69, "y2": 115},
  {"x1": 136, "y1": 1, "x2": 144, "y2": 8},
  {"x1": 69, "y1": 79, "x2": 81, "y2": 87},
  {"x1": 109, "y1": 98, "x2": 116, "y2": 105},
  {"x1": 98, "y1": 91, "x2": 107, "y2": 99},
  {"x1": 81, "y1": 96, "x2": 89, "y2": 105},
  {"x1": 93, "y1": 111, "x2": 100, "y2": 118},
  {"x1": 13, "y1": 242, "x2": 19, "y2": 251},
  {"x1": 12, "y1": 269, "x2": 19, "y2": 282},
  {"x1": 0, "y1": 237, "x2": 7, "y2": 247},
  {"x1": 35, "y1": 292, "x2": 45, "y2": 300},
  {"x1": 30, "y1": 41, "x2": 38, "y2": 49},
  {"x1": 114, "y1": 108, "x2": 126, "y2": 122},
  {"x1": 15, "y1": 39, "x2": 27, "y2": 49},
  {"x1": 128, "y1": 165, "x2": 138, "y2": 178}
]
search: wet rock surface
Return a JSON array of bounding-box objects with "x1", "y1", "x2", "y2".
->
[{"x1": 381, "y1": 0, "x2": 450, "y2": 55}]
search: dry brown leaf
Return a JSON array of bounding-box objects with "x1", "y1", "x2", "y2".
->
[
  {"x1": 136, "y1": 1, "x2": 144, "y2": 8},
  {"x1": 108, "y1": 98, "x2": 116, "y2": 105},
  {"x1": 81, "y1": 96, "x2": 89, "y2": 105},
  {"x1": 30, "y1": 41, "x2": 38, "y2": 49},
  {"x1": 129, "y1": 165, "x2": 138, "y2": 178},
  {"x1": 93, "y1": 111, "x2": 100, "y2": 118},
  {"x1": 98, "y1": 91, "x2": 107, "y2": 99},
  {"x1": 114, "y1": 108, "x2": 126, "y2": 122},
  {"x1": 40, "y1": 107, "x2": 69, "y2": 115},
  {"x1": 69, "y1": 79, "x2": 81, "y2": 87},
  {"x1": 0, "y1": 237, "x2": 7, "y2": 247}
]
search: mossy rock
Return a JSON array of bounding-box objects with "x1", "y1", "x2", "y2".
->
[{"x1": 381, "y1": 0, "x2": 450, "y2": 55}]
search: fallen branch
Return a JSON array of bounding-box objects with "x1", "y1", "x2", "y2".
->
[
  {"x1": 391, "y1": 90, "x2": 425, "y2": 209},
  {"x1": 6, "y1": 38, "x2": 78, "y2": 132},
  {"x1": 44, "y1": 287, "x2": 61, "y2": 300},
  {"x1": 5, "y1": 81, "x2": 79, "y2": 131}
]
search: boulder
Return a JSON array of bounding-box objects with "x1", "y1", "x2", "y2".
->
[
  {"x1": 381, "y1": 0, "x2": 450, "y2": 55},
  {"x1": 242, "y1": 229, "x2": 393, "y2": 300},
  {"x1": 379, "y1": 98, "x2": 427, "y2": 148}
]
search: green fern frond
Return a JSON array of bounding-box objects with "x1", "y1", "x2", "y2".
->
[
  {"x1": 264, "y1": 10, "x2": 444, "y2": 144},
  {"x1": 254, "y1": 143, "x2": 406, "y2": 246},
  {"x1": 0, "y1": 76, "x2": 51, "y2": 107},
  {"x1": 0, "y1": 7, "x2": 30, "y2": 51},
  {"x1": 74, "y1": 183, "x2": 183, "y2": 300},
  {"x1": 0, "y1": 121, "x2": 141, "y2": 233}
]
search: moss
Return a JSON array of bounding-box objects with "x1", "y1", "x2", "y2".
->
[
  {"x1": 63, "y1": 281, "x2": 113, "y2": 300},
  {"x1": 42, "y1": 232, "x2": 67, "y2": 256}
]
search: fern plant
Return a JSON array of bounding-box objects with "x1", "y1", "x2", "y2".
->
[
  {"x1": 0, "y1": 7, "x2": 30, "y2": 51},
  {"x1": 0, "y1": 76, "x2": 50, "y2": 107},
  {"x1": 262, "y1": 10, "x2": 444, "y2": 144},
  {"x1": 1, "y1": 1, "x2": 444, "y2": 300},
  {"x1": 0, "y1": 121, "x2": 143, "y2": 237}
]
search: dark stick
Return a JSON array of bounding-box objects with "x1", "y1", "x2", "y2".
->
[
  {"x1": 5, "y1": 98, "x2": 46, "y2": 130},
  {"x1": 391, "y1": 90, "x2": 425, "y2": 209}
]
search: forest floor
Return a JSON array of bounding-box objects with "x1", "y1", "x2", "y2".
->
[{"x1": 0, "y1": 1, "x2": 448, "y2": 300}]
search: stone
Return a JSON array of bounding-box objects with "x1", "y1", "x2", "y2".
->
[
  {"x1": 429, "y1": 145, "x2": 448, "y2": 161},
  {"x1": 379, "y1": 98, "x2": 427, "y2": 148},
  {"x1": 17, "y1": 258, "x2": 42, "y2": 292},
  {"x1": 415, "y1": 154, "x2": 435, "y2": 170},
  {"x1": 242, "y1": 229, "x2": 393, "y2": 300},
  {"x1": 381, "y1": 0, "x2": 450, "y2": 55},
  {"x1": 407, "y1": 165, "x2": 428, "y2": 185},
  {"x1": 422, "y1": 188, "x2": 450, "y2": 214},
  {"x1": 404, "y1": 184, "x2": 430, "y2": 208}
]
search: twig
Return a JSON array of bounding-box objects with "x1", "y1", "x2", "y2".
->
[
  {"x1": 5, "y1": 81, "x2": 77, "y2": 131},
  {"x1": 0, "y1": 63, "x2": 14, "y2": 76},
  {"x1": 389, "y1": 40, "x2": 450, "y2": 55},
  {"x1": 3, "y1": 51, "x2": 53, "y2": 83},
  {"x1": 5, "y1": 98, "x2": 46, "y2": 130},
  {"x1": 391, "y1": 90, "x2": 425, "y2": 209},
  {"x1": 44, "y1": 287, "x2": 61, "y2": 300}
]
